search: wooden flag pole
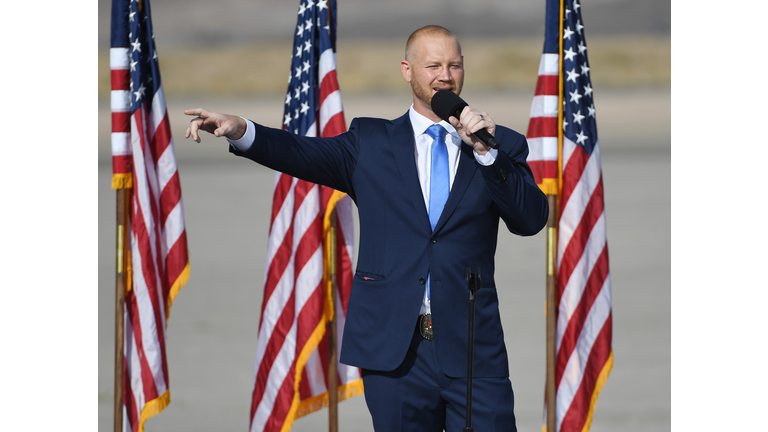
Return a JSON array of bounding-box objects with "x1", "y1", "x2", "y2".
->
[
  {"x1": 325, "y1": 3, "x2": 340, "y2": 425},
  {"x1": 328, "y1": 210, "x2": 339, "y2": 432},
  {"x1": 545, "y1": 195, "x2": 557, "y2": 432},
  {"x1": 114, "y1": 188, "x2": 130, "y2": 432},
  {"x1": 547, "y1": 1, "x2": 565, "y2": 429},
  {"x1": 546, "y1": 195, "x2": 557, "y2": 432}
]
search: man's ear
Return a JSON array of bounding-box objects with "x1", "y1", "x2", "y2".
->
[{"x1": 400, "y1": 60, "x2": 411, "y2": 83}]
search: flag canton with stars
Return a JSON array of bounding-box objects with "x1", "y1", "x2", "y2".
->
[
  {"x1": 125, "y1": 0, "x2": 162, "y2": 114},
  {"x1": 284, "y1": 0, "x2": 335, "y2": 136},
  {"x1": 562, "y1": 0, "x2": 597, "y2": 154}
]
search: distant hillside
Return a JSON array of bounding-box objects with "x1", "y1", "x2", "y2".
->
[{"x1": 97, "y1": 34, "x2": 669, "y2": 100}]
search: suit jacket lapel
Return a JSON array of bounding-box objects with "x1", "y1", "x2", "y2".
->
[
  {"x1": 433, "y1": 143, "x2": 477, "y2": 233},
  {"x1": 388, "y1": 113, "x2": 432, "y2": 233}
]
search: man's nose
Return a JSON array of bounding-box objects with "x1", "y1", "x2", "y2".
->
[{"x1": 438, "y1": 66, "x2": 453, "y2": 82}]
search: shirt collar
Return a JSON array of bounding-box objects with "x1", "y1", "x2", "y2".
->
[{"x1": 408, "y1": 105, "x2": 459, "y2": 141}]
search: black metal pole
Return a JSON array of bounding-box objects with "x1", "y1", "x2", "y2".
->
[{"x1": 464, "y1": 267, "x2": 480, "y2": 432}]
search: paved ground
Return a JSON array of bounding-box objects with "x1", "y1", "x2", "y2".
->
[{"x1": 97, "y1": 86, "x2": 670, "y2": 431}]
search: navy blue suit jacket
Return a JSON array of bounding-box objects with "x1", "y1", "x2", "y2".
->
[{"x1": 233, "y1": 111, "x2": 548, "y2": 378}]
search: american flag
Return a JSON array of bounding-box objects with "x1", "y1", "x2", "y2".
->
[
  {"x1": 526, "y1": 0, "x2": 613, "y2": 431},
  {"x1": 249, "y1": 1, "x2": 362, "y2": 431},
  {"x1": 526, "y1": 0, "x2": 560, "y2": 196},
  {"x1": 110, "y1": 0, "x2": 190, "y2": 430}
]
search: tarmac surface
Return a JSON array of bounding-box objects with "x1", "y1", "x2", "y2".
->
[{"x1": 97, "y1": 87, "x2": 670, "y2": 431}]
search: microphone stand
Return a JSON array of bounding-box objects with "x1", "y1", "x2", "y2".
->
[{"x1": 464, "y1": 267, "x2": 481, "y2": 432}]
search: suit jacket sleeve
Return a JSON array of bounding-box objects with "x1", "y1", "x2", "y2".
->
[
  {"x1": 229, "y1": 119, "x2": 361, "y2": 200},
  {"x1": 476, "y1": 126, "x2": 549, "y2": 236}
]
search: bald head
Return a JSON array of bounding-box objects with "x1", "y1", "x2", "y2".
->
[
  {"x1": 405, "y1": 25, "x2": 462, "y2": 61},
  {"x1": 400, "y1": 25, "x2": 464, "y2": 121}
]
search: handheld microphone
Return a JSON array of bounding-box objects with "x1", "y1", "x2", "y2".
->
[{"x1": 430, "y1": 90, "x2": 500, "y2": 149}]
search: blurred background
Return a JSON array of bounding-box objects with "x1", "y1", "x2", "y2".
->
[{"x1": 97, "y1": 0, "x2": 670, "y2": 431}]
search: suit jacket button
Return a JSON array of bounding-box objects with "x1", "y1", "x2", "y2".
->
[
  {"x1": 430, "y1": 238, "x2": 437, "y2": 244},
  {"x1": 419, "y1": 278, "x2": 426, "y2": 285}
]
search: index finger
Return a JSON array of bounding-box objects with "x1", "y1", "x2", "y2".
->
[
  {"x1": 448, "y1": 115, "x2": 461, "y2": 130},
  {"x1": 184, "y1": 108, "x2": 207, "y2": 117}
]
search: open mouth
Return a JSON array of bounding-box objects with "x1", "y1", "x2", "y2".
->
[{"x1": 433, "y1": 86, "x2": 454, "y2": 93}]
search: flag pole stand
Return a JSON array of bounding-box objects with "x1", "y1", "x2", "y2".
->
[
  {"x1": 114, "y1": 188, "x2": 130, "y2": 432},
  {"x1": 545, "y1": 195, "x2": 557, "y2": 432},
  {"x1": 328, "y1": 210, "x2": 339, "y2": 432},
  {"x1": 464, "y1": 267, "x2": 481, "y2": 432}
]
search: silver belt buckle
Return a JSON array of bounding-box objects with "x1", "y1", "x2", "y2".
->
[{"x1": 419, "y1": 313, "x2": 433, "y2": 340}]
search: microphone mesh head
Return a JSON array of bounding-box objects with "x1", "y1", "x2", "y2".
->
[{"x1": 431, "y1": 90, "x2": 467, "y2": 123}]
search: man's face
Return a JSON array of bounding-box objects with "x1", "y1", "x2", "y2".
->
[{"x1": 401, "y1": 34, "x2": 464, "y2": 117}]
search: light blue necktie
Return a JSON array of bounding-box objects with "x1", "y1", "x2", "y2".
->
[{"x1": 426, "y1": 124, "x2": 449, "y2": 301}]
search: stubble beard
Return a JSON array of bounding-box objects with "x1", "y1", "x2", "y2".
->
[{"x1": 412, "y1": 80, "x2": 462, "y2": 113}]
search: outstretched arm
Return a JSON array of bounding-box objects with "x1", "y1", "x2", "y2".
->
[
  {"x1": 184, "y1": 108, "x2": 248, "y2": 143},
  {"x1": 183, "y1": 108, "x2": 361, "y2": 196}
]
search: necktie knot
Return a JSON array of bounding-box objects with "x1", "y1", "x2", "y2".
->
[{"x1": 426, "y1": 124, "x2": 447, "y2": 141}]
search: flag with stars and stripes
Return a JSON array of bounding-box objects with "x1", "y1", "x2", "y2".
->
[
  {"x1": 110, "y1": 0, "x2": 190, "y2": 430},
  {"x1": 249, "y1": 1, "x2": 362, "y2": 431},
  {"x1": 526, "y1": 0, "x2": 613, "y2": 431}
]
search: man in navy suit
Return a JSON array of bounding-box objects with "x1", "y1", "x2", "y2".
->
[{"x1": 186, "y1": 25, "x2": 548, "y2": 432}]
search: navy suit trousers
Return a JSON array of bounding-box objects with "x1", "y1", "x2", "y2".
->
[{"x1": 361, "y1": 324, "x2": 517, "y2": 432}]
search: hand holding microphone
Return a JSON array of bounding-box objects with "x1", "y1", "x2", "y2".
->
[{"x1": 430, "y1": 90, "x2": 500, "y2": 150}]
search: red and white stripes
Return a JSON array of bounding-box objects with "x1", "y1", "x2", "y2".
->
[
  {"x1": 250, "y1": 175, "x2": 325, "y2": 431},
  {"x1": 554, "y1": 137, "x2": 612, "y2": 432},
  {"x1": 111, "y1": 47, "x2": 133, "y2": 187},
  {"x1": 249, "y1": 45, "x2": 361, "y2": 432},
  {"x1": 111, "y1": 43, "x2": 190, "y2": 432},
  {"x1": 318, "y1": 49, "x2": 345, "y2": 136},
  {"x1": 527, "y1": 37, "x2": 612, "y2": 431},
  {"x1": 526, "y1": 53, "x2": 560, "y2": 196}
]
